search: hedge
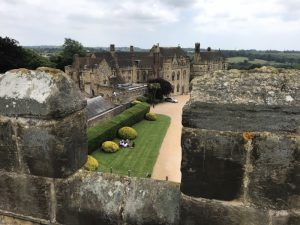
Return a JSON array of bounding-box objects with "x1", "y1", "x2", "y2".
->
[{"x1": 88, "y1": 102, "x2": 150, "y2": 153}]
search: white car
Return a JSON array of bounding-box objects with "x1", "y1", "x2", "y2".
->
[{"x1": 165, "y1": 97, "x2": 178, "y2": 103}]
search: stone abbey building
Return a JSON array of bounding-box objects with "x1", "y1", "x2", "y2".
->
[{"x1": 65, "y1": 43, "x2": 226, "y2": 98}]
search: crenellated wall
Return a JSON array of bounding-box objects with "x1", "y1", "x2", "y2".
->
[
  {"x1": 1, "y1": 67, "x2": 299, "y2": 225},
  {"x1": 180, "y1": 67, "x2": 300, "y2": 225}
]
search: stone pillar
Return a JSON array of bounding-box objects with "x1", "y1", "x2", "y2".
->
[
  {"x1": 0, "y1": 67, "x2": 88, "y2": 178},
  {"x1": 180, "y1": 67, "x2": 300, "y2": 225}
]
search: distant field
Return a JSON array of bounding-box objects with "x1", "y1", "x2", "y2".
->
[
  {"x1": 227, "y1": 57, "x2": 283, "y2": 66},
  {"x1": 226, "y1": 57, "x2": 248, "y2": 63}
]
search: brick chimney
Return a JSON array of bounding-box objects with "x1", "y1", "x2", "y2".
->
[{"x1": 130, "y1": 45, "x2": 134, "y2": 53}]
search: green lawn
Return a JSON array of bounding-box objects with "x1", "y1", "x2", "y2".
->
[
  {"x1": 226, "y1": 57, "x2": 248, "y2": 63},
  {"x1": 91, "y1": 114, "x2": 171, "y2": 178}
]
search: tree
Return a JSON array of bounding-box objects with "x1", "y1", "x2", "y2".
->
[
  {"x1": 148, "y1": 83, "x2": 161, "y2": 104},
  {"x1": 0, "y1": 36, "x2": 53, "y2": 73},
  {"x1": 0, "y1": 37, "x2": 24, "y2": 73},
  {"x1": 52, "y1": 38, "x2": 86, "y2": 70},
  {"x1": 148, "y1": 78, "x2": 173, "y2": 99}
]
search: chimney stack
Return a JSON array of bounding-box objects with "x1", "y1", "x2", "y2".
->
[
  {"x1": 130, "y1": 45, "x2": 134, "y2": 53},
  {"x1": 110, "y1": 44, "x2": 115, "y2": 52},
  {"x1": 195, "y1": 43, "x2": 200, "y2": 53}
]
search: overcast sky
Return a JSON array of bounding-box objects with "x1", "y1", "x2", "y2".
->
[{"x1": 1, "y1": 0, "x2": 299, "y2": 50}]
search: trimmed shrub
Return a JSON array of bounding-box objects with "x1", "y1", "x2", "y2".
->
[
  {"x1": 87, "y1": 102, "x2": 150, "y2": 153},
  {"x1": 84, "y1": 155, "x2": 99, "y2": 171},
  {"x1": 145, "y1": 112, "x2": 157, "y2": 121},
  {"x1": 102, "y1": 141, "x2": 119, "y2": 153},
  {"x1": 131, "y1": 100, "x2": 141, "y2": 106},
  {"x1": 136, "y1": 96, "x2": 147, "y2": 102},
  {"x1": 118, "y1": 127, "x2": 138, "y2": 140}
]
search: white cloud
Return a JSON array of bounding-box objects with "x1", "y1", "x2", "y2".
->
[{"x1": 0, "y1": 0, "x2": 299, "y2": 49}]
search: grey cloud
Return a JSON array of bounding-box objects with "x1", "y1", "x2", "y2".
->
[
  {"x1": 277, "y1": 0, "x2": 300, "y2": 21},
  {"x1": 67, "y1": 14, "x2": 101, "y2": 24},
  {"x1": 161, "y1": 0, "x2": 198, "y2": 8}
]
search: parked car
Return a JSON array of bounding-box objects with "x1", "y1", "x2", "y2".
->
[{"x1": 165, "y1": 97, "x2": 178, "y2": 103}]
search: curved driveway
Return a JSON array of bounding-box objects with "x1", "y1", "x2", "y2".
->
[{"x1": 151, "y1": 95, "x2": 190, "y2": 183}]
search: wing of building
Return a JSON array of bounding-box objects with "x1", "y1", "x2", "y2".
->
[{"x1": 65, "y1": 43, "x2": 227, "y2": 98}]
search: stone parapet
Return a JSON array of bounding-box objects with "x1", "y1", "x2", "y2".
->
[
  {"x1": 0, "y1": 68, "x2": 87, "y2": 178},
  {"x1": 181, "y1": 67, "x2": 300, "y2": 224}
]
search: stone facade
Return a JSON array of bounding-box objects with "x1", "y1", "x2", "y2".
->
[
  {"x1": 65, "y1": 44, "x2": 191, "y2": 97},
  {"x1": 150, "y1": 44, "x2": 190, "y2": 95},
  {"x1": 190, "y1": 42, "x2": 227, "y2": 80},
  {"x1": 180, "y1": 67, "x2": 300, "y2": 224}
]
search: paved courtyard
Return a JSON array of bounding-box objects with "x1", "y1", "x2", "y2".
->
[{"x1": 151, "y1": 95, "x2": 190, "y2": 183}]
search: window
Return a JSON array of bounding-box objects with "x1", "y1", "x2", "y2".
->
[
  {"x1": 137, "y1": 73, "x2": 140, "y2": 80},
  {"x1": 176, "y1": 84, "x2": 180, "y2": 92},
  {"x1": 172, "y1": 72, "x2": 175, "y2": 81},
  {"x1": 103, "y1": 79, "x2": 107, "y2": 85},
  {"x1": 142, "y1": 71, "x2": 146, "y2": 81},
  {"x1": 183, "y1": 70, "x2": 186, "y2": 79},
  {"x1": 177, "y1": 71, "x2": 180, "y2": 80}
]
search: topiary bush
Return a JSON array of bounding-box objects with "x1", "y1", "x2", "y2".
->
[
  {"x1": 131, "y1": 100, "x2": 141, "y2": 106},
  {"x1": 118, "y1": 127, "x2": 138, "y2": 140},
  {"x1": 102, "y1": 141, "x2": 120, "y2": 153},
  {"x1": 136, "y1": 96, "x2": 147, "y2": 102},
  {"x1": 84, "y1": 155, "x2": 99, "y2": 171},
  {"x1": 145, "y1": 112, "x2": 157, "y2": 121}
]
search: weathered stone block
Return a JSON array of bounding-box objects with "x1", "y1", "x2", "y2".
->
[
  {"x1": 0, "y1": 118, "x2": 18, "y2": 171},
  {"x1": 0, "y1": 68, "x2": 88, "y2": 178},
  {"x1": 182, "y1": 103, "x2": 300, "y2": 133},
  {"x1": 180, "y1": 194, "x2": 269, "y2": 225},
  {"x1": 0, "y1": 110, "x2": 87, "y2": 178},
  {"x1": 0, "y1": 68, "x2": 86, "y2": 119},
  {"x1": 249, "y1": 133, "x2": 300, "y2": 210},
  {"x1": 56, "y1": 171, "x2": 180, "y2": 225},
  {"x1": 0, "y1": 171, "x2": 52, "y2": 221},
  {"x1": 181, "y1": 128, "x2": 245, "y2": 201}
]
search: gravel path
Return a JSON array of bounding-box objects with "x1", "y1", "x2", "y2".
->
[{"x1": 151, "y1": 95, "x2": 190, "y2": 183}]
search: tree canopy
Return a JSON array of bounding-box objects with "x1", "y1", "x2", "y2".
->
[
  {"x1": 148, "y1": 78, "x2": 173, "y2": 99},
  {"x1": 0, "y1": 36, "x2": 53, "y2": 73},
  {"x1": 52, "y1": 38, "x2": 86, "y2": 70}
]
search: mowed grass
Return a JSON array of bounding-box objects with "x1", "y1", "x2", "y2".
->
[{"x1": 91, "y1": 114, "x2": 170, "y2": 178}]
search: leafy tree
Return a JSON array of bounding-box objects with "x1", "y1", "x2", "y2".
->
[
  {"x1": 0, "y1": 37, "x2": 25, "y2": 73},
  {"x1": 148, "y1": 78, "x2": 173, "y2": 99},
  {"x1": 52, "y1": 38, "x2": 86, "y2": 70},
  {"x1": 23, "y1": 48, "x2": 54, "y2": 69},
  {"x1": 0, "y1": 36, "x2": 53, "y2": 73},
  {"x1": 148, "y1": 83, "x2": 161, "y2": 103}
]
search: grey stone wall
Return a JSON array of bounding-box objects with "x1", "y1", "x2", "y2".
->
[
  {"x1": 0, "y1": 68, "x2": 180, "y2": 225},
  {"x1": 181, "y1": 67, "x2": 300, "y2": 224},
  {"x1": 0, "y1": 68, "x2": 87, "y2": 178}
]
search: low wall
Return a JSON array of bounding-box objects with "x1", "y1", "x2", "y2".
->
[
  {"x1": 87, "y1": 103, "x2": 131, "y2": 127},
  {"x1": 0, "y1": 170, "x2": 180, "y2": 225}
]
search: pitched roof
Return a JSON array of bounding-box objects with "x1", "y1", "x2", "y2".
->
[
  {"x1": 200, "y1": 51, "x2": 225, "y2": 61},
  {"x1": 86, "y1": 96, "x2": 115, "y2": 119},
  {"x1": 159, "y1": 47, "x2": 188, "y2": 58},
  {"x1": 133, "y1": 52, "x2": 153, "y2": 68}
]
